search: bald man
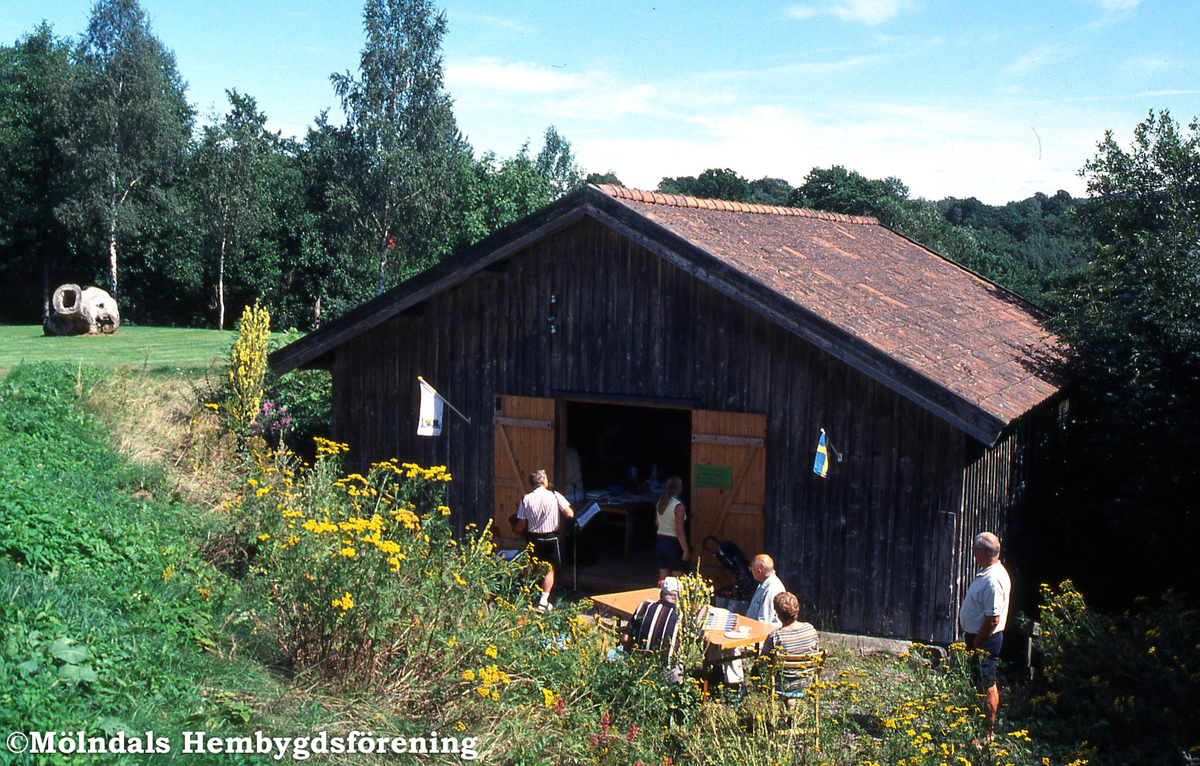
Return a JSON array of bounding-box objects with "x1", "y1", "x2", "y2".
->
[
  {"x1": 746, "y1": 554, "x2": 786, "y2": 627},
  {"x1": 959, "y1": 531, "x2": 1011, "y2": 744},
  {"x1": 710, "y1": 553, "x2": 788, "y2": 686}
]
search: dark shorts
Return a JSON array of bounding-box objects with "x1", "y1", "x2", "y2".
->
[
  {"x1": 530, "y1": 532, "x2": 561, "y2": 565},
  {"x1": 964, "y1": 631, "x2": 1003, "y2": 689},
  {"x1": 655, "y1": 534, "x2": 686, "y2": 571}
]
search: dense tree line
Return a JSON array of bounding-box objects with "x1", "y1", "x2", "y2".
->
[
  {"x1": 0, "y1": 0, "x2": 582, "y2": 329},
  {"x1": 0, "y1": 0, "x2": 1093, "y2": 329}
]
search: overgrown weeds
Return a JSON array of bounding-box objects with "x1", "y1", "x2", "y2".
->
[{"x1": 1030, "y1": 581, "x2": 1199, "y2": 765}]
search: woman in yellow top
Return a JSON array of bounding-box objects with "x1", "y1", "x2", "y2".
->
[{"x1": 654, "y1": 476, "x2": 691, "y2": 580}]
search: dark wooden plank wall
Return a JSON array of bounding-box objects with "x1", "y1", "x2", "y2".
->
[
  {"x1": 948, "y1": 401, "x2": 1062, "y2": 640},
  {"x1": 330, "y1": 217, "x2": 1040, "y2": 641}
]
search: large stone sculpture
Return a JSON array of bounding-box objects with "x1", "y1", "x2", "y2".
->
[{"x1": 43, "y1": 284, "x2": 121, "y2": 336}]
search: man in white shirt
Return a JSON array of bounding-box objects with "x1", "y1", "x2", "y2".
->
[
  {"x1": 958, "y1": 531, "x2": 1011, "y2": 744},
  {"x1": 514, "y1": 469, "x2": 574, "y2": 612},
  {"x1": 714, "y1": 553, "x2": 787, "y2": 685},
  {"x1": 746, "y1": 554, "x2": 786, "y2": 627}
]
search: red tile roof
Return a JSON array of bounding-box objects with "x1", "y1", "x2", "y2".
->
[{"x1": 594, "y1": 184, "x2": 1063, "y2": 427}]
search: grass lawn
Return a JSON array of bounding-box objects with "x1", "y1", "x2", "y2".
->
[{"x1": 0, "y1": 325, "x2": 236, "y2": 375}]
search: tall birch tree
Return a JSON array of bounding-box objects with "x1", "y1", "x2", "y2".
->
[
  {"x1": 331, "y1": 0, "x2": 460, "y2": 296},
  {"x1": 191, "y1": 90, "x2": 277, "y2": 329},
  {"x1": 58, "y1": 0, "x2": 191, "y2": 302}
]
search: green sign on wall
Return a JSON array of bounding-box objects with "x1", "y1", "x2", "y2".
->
[{"x1": 693, "y1": 463, "x2": 734, "y2": 490}]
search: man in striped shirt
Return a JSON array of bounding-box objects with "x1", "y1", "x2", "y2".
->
[
  {"x1": 622, "y1": 577, "x2": 682, "y2": 660},
  {"x1": 515, "y1": 469, "x2": 574, "y2": 612}
]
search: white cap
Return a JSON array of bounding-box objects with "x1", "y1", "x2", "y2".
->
[{"x1": 660, "y1": 577, "x2": 681, "y2": 597}]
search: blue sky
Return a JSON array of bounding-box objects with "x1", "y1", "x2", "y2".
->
[{"x1": 5, "y1": 0, "x2": 1199, "y2": 203}]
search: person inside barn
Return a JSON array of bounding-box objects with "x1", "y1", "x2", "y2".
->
[
  {"x1": 654, "y1": 476, "x2": 691, "y2": 580},
  {"x1": 958, "y1": 531, "x2": 1011, "y2": 745},
  {"x1": 514, "y1": 469, "x2": 575, "y2": 612},
  {"x1": 562, "y1": 446, "x2": 584, "y2": 504}
]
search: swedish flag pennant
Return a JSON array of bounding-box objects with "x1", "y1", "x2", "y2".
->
[{"x1": 813, "y1": 429, "x2": 829, "y2": 478}]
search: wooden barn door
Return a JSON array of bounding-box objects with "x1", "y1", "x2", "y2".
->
[
  {"x1": 493, "y1": 395, "x2": 556, "y2": 549},
  {"x1": 690, "y1": 410, "x2": 766, "y2": 585}
]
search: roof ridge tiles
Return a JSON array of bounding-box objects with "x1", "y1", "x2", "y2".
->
[{"x1": 593, "y1": 183, "x2": 878, "y2": 225}]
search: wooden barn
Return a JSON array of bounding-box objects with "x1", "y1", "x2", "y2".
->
[{"x1": 269, "y1": 184, "x2": 1065, "y2": 642}]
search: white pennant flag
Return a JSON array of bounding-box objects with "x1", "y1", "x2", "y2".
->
[{"x1": 417, "y1": 378, "x2": 443, "y2": 436}]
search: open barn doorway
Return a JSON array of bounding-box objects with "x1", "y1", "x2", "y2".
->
[{"x1": 559, "y1": 400, "x2": 692, "y2": 591}]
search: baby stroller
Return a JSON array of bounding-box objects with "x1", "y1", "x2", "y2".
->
[{"x1": 703, "y1": 535, "x2": 757, "y2": 604}]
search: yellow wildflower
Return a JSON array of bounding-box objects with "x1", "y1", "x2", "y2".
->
[{"x1": 331, "y1": 592, "x2": 354, "y2": 612}]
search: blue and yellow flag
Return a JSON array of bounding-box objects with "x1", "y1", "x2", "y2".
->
[{"x1": 813, "y1": 429, "x2": 829, "y2": 478}]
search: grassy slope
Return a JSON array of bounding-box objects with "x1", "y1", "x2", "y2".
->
[
  {"x1": 0, "y1": 363, "x2": 280, "y2": 765},
  {"x1": 0, "y1": 325, "x2": 236, "y2": 375}
]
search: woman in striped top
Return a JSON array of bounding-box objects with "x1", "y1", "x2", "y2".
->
[{"x1": 761, "y1": 592, "x2": 819, "y2": 693}]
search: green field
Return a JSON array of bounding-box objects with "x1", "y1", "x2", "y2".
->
[{"x1": 0, "y1": 325, "x2": 238, "y2": 374}]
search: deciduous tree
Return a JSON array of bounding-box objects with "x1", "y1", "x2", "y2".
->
[
  {"x1": 57, "y1": 0, "x2": 192, "y2": 304},
  {"x1": 658, "y1": 168, "x2": 751, "y2": 201},
  {"x1": 330, "y1": 0, "x2": 461, "y2": 296},
  {"x1": 190, "y1": 90, "x2": 279, "y2": 329},
  {"x1": 1053, "y1": 110, "x2": 1200, "y2": 598},
  {"x1": 791, "y1": 165, "x2": 907, "y2": 216},
  {"x1": 535, "y1": 125, "x2": 582, "y2": 200},
  {"x1": 0, "y1": 24, "x2": 75, "y2": 321}
]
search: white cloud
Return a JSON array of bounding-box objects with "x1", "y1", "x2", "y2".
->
[
  {"x1": 787, "y1": 0, "x2": 917, "y2": 26},
  {"x1": 1006, "y1": 45, "x2": 1082, "y2": 76},
  {"x1": 698, "y1": 52, "x2": 894, "y2": 81},
  {"x1": 1119, "y1": 56, "x2": 1180, "y2": 75},
  {"x1": 448, "y1": 60, "x2": 1153, "y2": 205},
  {"x1": 1079, "y1": 0, "x2": 1142, "y2": 27},
  {"x1": 567, "y1": 98, "x2": 1094, "y2": 204},
  {"x1": 448, "y1": 56, "x2": 737, "y2": 126},
  {"x1": 446, "y1": 58, "x2": 591, "y2": 94},
  {"x1": 1081, "y1": 0, "x2": 1141, "y2": 13},
  {"x1": 447, "y1": 11, "x2": 535, "y2": 35}
]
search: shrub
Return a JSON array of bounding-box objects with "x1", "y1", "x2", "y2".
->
[
  {"x1": 225, "y1": 440, "x2": 729, "y2": 759},
  {"x1": 1033, "y1": 580, "x2": 1200, "y2": 764},
  {"x1": 264, "y1": 367, "x2": 331, "y2": 454}
]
